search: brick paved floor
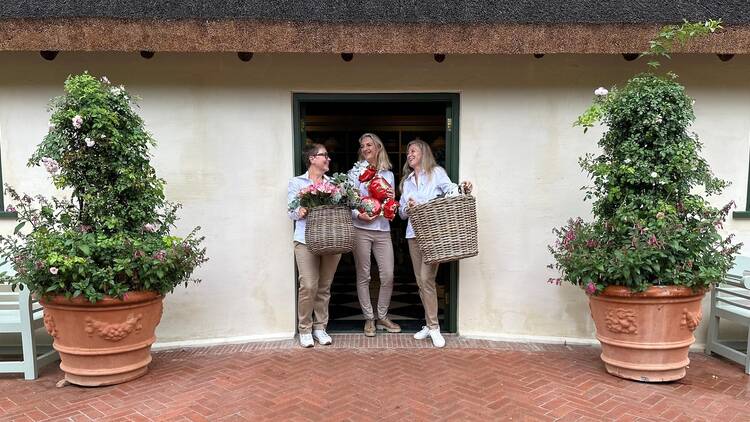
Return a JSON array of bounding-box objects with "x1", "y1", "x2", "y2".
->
[{"x1": 1, "y1": 335, "x2": 749, "y2": 421}]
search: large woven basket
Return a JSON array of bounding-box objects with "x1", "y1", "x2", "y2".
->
[
  {"x1": 305, "y1": 205, "x2": 354, "y2": 255},
  {"x1": 408, "y1": 193, "x2": 478, "y2": 265}
]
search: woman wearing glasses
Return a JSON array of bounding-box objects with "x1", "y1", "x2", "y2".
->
[
  {"x1": 287, "y1": 144, "x2": 341, "y2": 348},
  {"x1": 347, "y1": 133, "x2": 401, "y2": 337},
  {"x1": 399, "y1": 139, "x2": 473, "y2": 348}
]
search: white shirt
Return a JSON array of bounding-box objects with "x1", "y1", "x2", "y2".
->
[
  {"x1": 399, "y1": 166, "x2": 459, "y2": 239},
  {"x1": 347, "y1": 166, "x2": 395, "y2": 232},
  {"x1": 287, "y1": 171, "x2": 330, "y2": 244}
]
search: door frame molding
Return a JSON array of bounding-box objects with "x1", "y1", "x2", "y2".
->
[{"x1": 292, "y1": 92, "x2": 461, "y2": 333}]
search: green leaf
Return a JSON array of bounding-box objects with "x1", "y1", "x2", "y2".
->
[{"x1": 13, "y1": 222, "x2": 25, "y2": 234}]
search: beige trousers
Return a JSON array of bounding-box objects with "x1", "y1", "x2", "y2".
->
[
  {"x1": 352, "y1": 227, "x2": 395, "y2": 320},
  {"x1": 407, "y1": 239, "x2": 440, "y2": 330},
  {"x1": 294, "y1": 242, "x2": 341, "y2": 334}
]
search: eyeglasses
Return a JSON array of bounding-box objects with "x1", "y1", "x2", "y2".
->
[{"x1": 314, "y1": 152, "x2": 331, "y2": 159}]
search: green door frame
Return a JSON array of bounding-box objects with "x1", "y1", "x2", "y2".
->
[{"x1": 292, "y1": 92, "x2": 461, "y2": 333}]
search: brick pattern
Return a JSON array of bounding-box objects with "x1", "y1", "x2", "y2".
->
[{"x1": 1, "y1": 335, "x2": 748, "y2": 421}]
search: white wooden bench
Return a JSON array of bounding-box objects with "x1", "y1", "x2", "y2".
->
[
  {"x1": 705, "y1": 255, "x2": 750, "y2": 374},
  {"x1": 0, "y1": 282, "x2": 59, "y2": 380}
]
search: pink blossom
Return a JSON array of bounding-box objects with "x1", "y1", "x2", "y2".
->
[
  {"x1": 49, "y1": 267, "x2": 58, "y2": 275},
  {"x1": 72, "y1": 115, "x2": 83, "y2": 129},
  {"x1": 40, "y1": 157, "x2": 60, "y2": 174},
  {"x1": 153, "y1": 250, "x2": 167, "y2": 261},
  {"x1": 585, "y1": 282, "x2": 597, "y2": 295},
  {"x1": 143, "y1": 223, "x2": 157, "y2": 233},
  {"x1": 5, "y1": 205, "x2": 16, "y2": 213}
]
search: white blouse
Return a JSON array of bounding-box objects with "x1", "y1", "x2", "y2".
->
[
  {"x1": 398, "y1": 166, "x2": 459, "y2": 239},
  {"x1": 347, "y1": 166, "x2": 395, "y2": 232}
]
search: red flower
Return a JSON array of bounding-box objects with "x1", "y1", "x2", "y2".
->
[
  {"x1": 382, "y1": 198, "x2": 399, "y2": 221},
  {"x1": 359, "y1": 166, "x2": 377, "y2": 183},
  {"x1": 368, "y1": 176, "x2": 392, "y2": 202},
  {"x1": 358, "y1": 197, "x2": 382, "y2": 217}
]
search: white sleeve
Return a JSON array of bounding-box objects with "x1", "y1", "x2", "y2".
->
[
  {"x1": 435, "y1": 167, "x2": 459, "y2": 197},
  {"x1": 287, "y1": 178, "x2": 302, "y2": 221}
]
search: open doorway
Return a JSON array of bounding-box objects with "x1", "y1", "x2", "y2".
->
[{"x1": 292, "y1": 93, "x2": 460, "y2": 333}]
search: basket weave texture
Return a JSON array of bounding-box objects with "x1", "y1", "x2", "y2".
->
[
  {"x1": 408, "y1": 194, "x2": 478, "y2": 264},
  {"x1": 305, "y1": 205, "x2": 353, "y2": 255}
]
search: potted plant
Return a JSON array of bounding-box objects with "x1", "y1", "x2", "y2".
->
[
  {"x1": 0, "y1": 73, "x2": 207, "y2": 386},
  {"x1": 548, "y1": 20, "x2": 741, "y2": 382}
]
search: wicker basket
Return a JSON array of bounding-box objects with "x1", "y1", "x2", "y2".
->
[
  {"x1": 305, "y1": 205, "x2": 354, "y2": 255},
  {"x1": 408, "y1": 193, "x2": 478, "y2": 264}
]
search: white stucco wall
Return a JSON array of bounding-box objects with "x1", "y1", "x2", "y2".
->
[{"x1": 0, "y1": 52, "x2": 748, "y2": 346}]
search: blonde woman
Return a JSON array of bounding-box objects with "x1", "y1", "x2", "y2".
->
[
  {"x1": 347, "y1": 133, "x2": 401, "y2": 337},
  {"x1": 287, "y1": 143, "x2": 341, "y2": 348},
  {"x1": 398, "y1": 139, "x2": 473, "y2": 347}
]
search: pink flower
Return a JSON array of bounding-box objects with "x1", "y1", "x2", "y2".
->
[
  {"x1": 585, "y1": 282, "x2": 597, "y2": 295},
  {"x1": 72, "y1": 115, "x2": 83, "y2": 129},
  {"x1": 49, "y1": 267, "x2": 59, "y2": 275},
  {"x1": 5, "y1": 205, "x2": 16, "y2": 213},
  {"x1": 40, "y1": 157, "x2": 60, "y2": 174},
  {"x1": 153, "y1": 250, "x2": 167, "y2": 261},
  {"x1": 143, "y1": 223, "x2": 157, "y2": 233}
]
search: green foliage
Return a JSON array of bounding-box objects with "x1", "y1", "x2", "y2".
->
[
  {"x1": 644, "y1": 19, "x2": 722, "y2": 69},
  {"x1": 0, "y1": 73, "x2": 207, "y2": 302},
  {"x1": 550, "y1": 22, "x2": 741, "y2": 295}
]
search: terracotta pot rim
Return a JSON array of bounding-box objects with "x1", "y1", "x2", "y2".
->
[
  {"x1": 599, "y1": 285, "x2": 706, "y2": 298},
  {"x1": 39, "y1": 290, "x2": 162, "y2": 307}
]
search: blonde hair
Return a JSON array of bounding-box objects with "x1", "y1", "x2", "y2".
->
[
  {"x1": 400, "y1": 138, "x2": 438, "y2": 192},
  {"x1": 358, "y1": 133, "x2": 392, "y2": 171}
]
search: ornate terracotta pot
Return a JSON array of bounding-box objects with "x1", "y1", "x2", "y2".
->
[
  {"x1": 40, "y1": 291, "x2": 164, "y2": 387},
  {"x1": 589, "y1": 286, "x2": 704, "y2": 382}
]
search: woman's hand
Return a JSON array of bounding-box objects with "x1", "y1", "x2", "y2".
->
[
  {"x1": 358, "y1": 212, "x2": 377, "y2": 222},
  {"x1": 386, "y1": 187, "x2": 395, "y2": 199},
  {"x1": 461, "y1": 181, "x2": 473, "y2": 194},
  {"x1": 407, "y1": 198, "x2": 417, "y2": 208},
  {"x1": 299, "y1": 207, "x2": 308, "y2": 219}
]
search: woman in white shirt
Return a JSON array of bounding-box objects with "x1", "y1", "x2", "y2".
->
[
  {"x1": 287, "y1": 143, "x2": 341, "y2": 348},
  {"x1": 348, "y1": 133, "x2": 401, "y2": 337},
  {"x1": 399, "y1": 139, "x2": 473, "y2": 348}
]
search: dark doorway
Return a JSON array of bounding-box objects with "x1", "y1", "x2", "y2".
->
[{"x1": 293, "y1": 94, "x2": 460, "y2": 333}]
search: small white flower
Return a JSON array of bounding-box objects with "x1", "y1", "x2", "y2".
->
[
  {"x1": 101, "y1": 76, "x2": 110, "y2": 84},
  {"x1": 686, "y1": 213, "x2": 693, "y2": 219},
  {"x1": 110, "y1": 86, "x2": 122, "y2": 95},
  {"x1": 100, "y1": 134, "x2": 106, "y2": 139},
  {"x1": 655, "y1": 115, "x2": 663, "y2": 124},
  {"x1": 85, "y1": 137, "x2": 95, "y2": 147},
  {"x1": 72, "y1": 115, "x2": 83, "y2": 129},
  {"x1": 650, "y1": 171, "x2": 658, "y2": 178},
  {"x1": 594, "y1": 87, "x2": 609, "y2": 96},
  {"x1": 624, "y1": 158, "x2": 631, "y2": 164},
  {"x1": 49, "y1": 267, "x2": 58, "y2": 275}
]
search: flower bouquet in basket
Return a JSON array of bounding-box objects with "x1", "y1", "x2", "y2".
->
[
  {"x1": 289, "y1": 173, "x2": 361, "y2": 255},
  {"x1": 352, "y1": 160, "x2": 399, "y2": 221}
]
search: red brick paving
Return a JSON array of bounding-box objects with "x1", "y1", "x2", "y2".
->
[{"x1": 0, "y1": 335, "x2": 748, "y2": 421}]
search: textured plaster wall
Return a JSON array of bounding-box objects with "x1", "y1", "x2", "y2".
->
[{"x1": 0, "y1": 52, "x2": 747, "y2": 345}]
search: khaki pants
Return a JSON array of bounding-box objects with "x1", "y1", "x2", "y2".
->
[
  {"x1": 407, "y1": 239, "x2": 440, "y2": 330},
  {"x1": 352, "y1": 228, "x2": 395, "y2": 320},
  {"x1": 294, "y1": 242, "x2": 341, "y2": 334}
]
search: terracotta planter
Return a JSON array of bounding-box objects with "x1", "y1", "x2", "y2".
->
[
  {"x1": 589, "y1": 286, "x2": 704, "y2": 382},
  {"x1": 40, "y1": 291, "x2": 164, "y2": 387}
]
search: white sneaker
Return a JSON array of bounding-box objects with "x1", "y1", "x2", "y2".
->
[
  {"x1": 299, "y1": 333, "x2": 314, "y2": 348},
  {"x1": 312, "y1": 329, "x2": 332, "y2": 345},
  {"x1": 429, "y1": 329, "x2": 446, "y2": 348},
  {"x1": 414, "y1": 326, "x2": 430, "y2": 340}
]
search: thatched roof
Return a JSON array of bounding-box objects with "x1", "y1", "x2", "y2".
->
[{"x1": 0, "y1": 1, "x2": 747, "y2": 53}]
